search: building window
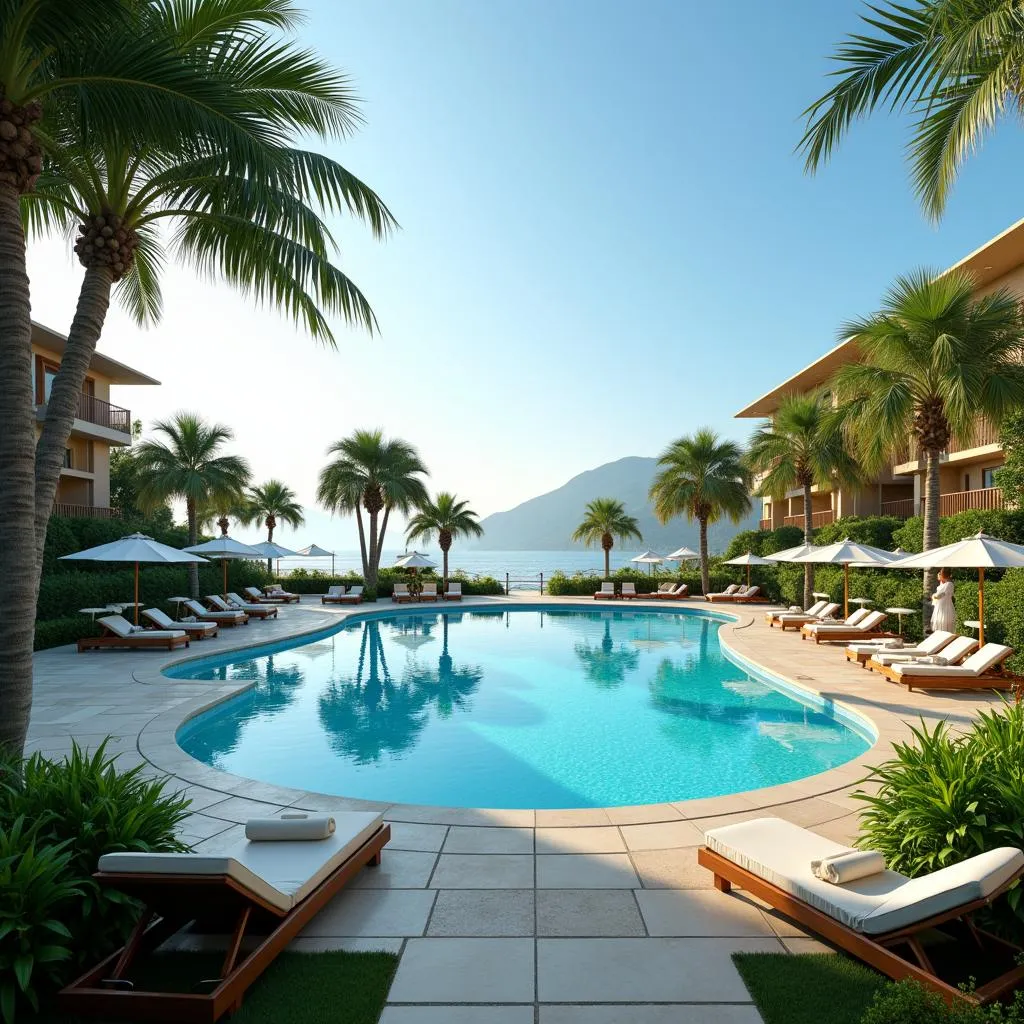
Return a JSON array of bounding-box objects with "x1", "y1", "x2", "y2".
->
[
  {"x1": 983, "y1": 467, "x2": 999, "y2": 489},
  {"x1": 964, "y1": 473, "x2": 971, "y2": 492},
  {"x1": 63, "y1": 448, "x2": 73, "y2": 469}
]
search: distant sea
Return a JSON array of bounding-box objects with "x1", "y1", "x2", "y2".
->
[{"x1": 273, "y1": 549, "x2": 671, "y2": 587}]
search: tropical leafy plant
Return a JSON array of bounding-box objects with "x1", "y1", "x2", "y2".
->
[
  {"x1": 317, "y1": 430, "x2": 429, "y2": 588},
  {"x1": 238, "y1": 480, "x2": 305, "y2": 572},
  {"x1": 829, "y1": 269, "x2": 1024, "y2": 619},
  {"x1": 405, "y1": 492, "x2": 483, "y2": 587},
  {"x1": 649, "y1": 429, "x2": 751, "y2": 595},
  {"x1": 570, "y1": 498, "x2": 642, "y2": 579},
  {"x1": 747, "y1": 392, "x2": 861, "y2": 607},
  {"x1": 133, "y1": 413, "x2": 251, "y2": 597}
]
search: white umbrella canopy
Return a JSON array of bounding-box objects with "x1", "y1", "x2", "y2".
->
[
  {"x1": 297, "y1": 543, "x2": 336, "y2": 574},
  {"x1": 249, "y1": 540, "x2": 299, "y2": 559},
  {"x1": 723, "y1": 551, "x2": 776, "y2": 588},
  {"x1": 788, "y1": 538, "x2": 900, "y2": 617},
  {"x1": 61, "y1": 532, "x2": 207, "y2": 625},
  {"x1": 888, "y1": 532, "x2": 1024, "y2": 645},
  {"x1": 765, "y1": 542, "x2": 818, "y2": 562},
  {"x1": 631, "y1": 550, "x2": 665, "y2": 576},
  {"x1": 666, "y1": 546, "x2": 700, "y2": 561},
  {"x1": 394, "y1": 551, "x2": 437, "y2": 569},
  {"x1": 184, "y1": 535, "x2": 263, "y2": 598}
]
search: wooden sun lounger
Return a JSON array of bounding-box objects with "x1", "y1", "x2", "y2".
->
[
  {"x1": 698, "y1": 817, "x2": 1024, "y2": 1006},
  {"x1": 60, "y1": 818, "x2": 391, "y2": 1023},
  {"x1": 78, "y1": 615, "x2": 190, "y2": 652},
  {"x1": 391, "y1": 585, "x2": 416, "y2": 604},
  {"x1": 208, "y1": 596, "x2": 277, "y2": 621},
  {"x1": 868, "y1": 643, "x2": 1016, "y2": 692},
  {"x1": 258, "y1": 587, "x2": 300, "y2": 604}
]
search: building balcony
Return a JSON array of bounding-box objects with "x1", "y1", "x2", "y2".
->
[
  {"x1": 939, "y1": 487, "x2": 1004, "y2": 516},
  {"x1": 880, "y1": 498, "x2": 917, "y2": 519},
  {"x1": 895, "y1": 422, "x2": 1001, "y2": 474},
  {"x1": 758, "y1": 519, "x2": 771, "y2": 531},
  {"x1": 36, "y1": 393, "x2": 132, "y2": 444},
  {"x1": 783, "y1": 510, "x2": 835, "y2": 529},
  {"x1": 52, "y1": 503, "x2": 120, "y2": 520}
]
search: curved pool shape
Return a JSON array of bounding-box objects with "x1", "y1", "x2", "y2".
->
[{"x1": 172, "y1": 607, "x2": 872, "y2": 809}]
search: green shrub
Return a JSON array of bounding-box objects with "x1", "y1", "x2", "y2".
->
[
  {"x1": 861, "y1": 979, "x2": 1024, "y2": 1023},
  {"x1": 275, "y1": 568, "x2": 503, "y2": 598},
  {"x1": 0, "y1": 818, "x2": 80, "y2": 1023},
  {"x1": 892, "y1": 510, "x2": 1024, "y2": 553},
  {"x1": 0, "y1": 742, "x2": 191, "y2": 1017},
  {"x1": 814, "y1": 515, "x2": 904, "y2": 549},
  {"x1": 724, "y1": 525, "x2": 803, "y2": 559},
  {"x1": 33, "y1": 617, "x2": 100, "y2": 652},
  {"x1": 545, "y1": 567, "x2": 752, "y2": 597}
]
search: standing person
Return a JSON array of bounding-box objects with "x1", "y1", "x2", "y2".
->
[{"x1": 930, "y1": 569, "x2": 956, "y2": 634}]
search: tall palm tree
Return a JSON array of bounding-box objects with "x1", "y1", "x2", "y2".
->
[
  {"x1": 571, "y1": 498, "x2": 642, "y2": 579},
  {"x1": 0, "y1": 0, "x2": 270, "y2": 755},
  {"x1": 649, "y1": 430, "x2": 751, "y2": 595},
  {"x1": 798, "y1": 0, "x2": 1024, "y2": 220},
  {"x1": 317, "y1": 430, "x2": 428, "y2": 589},
  {"x1": 133, "y1": 412, "x2": 251, "y2": 598},
  {"x1": 239, "y1": 480, "x2": 305, "y2": 572},
  {"x1": 27, "y1": 1, "x2": 395, "y2": 575},
  {"x1": 405, "y1": 492, "x2": 483, "y2": 587},
  {"x1": 746, "y1": 393, "x2": 861, "y2": 608},
  {"x1": 829, "y1": 268, "x2": 1024, "y2": 618}
]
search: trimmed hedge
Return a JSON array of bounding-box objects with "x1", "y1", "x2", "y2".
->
[
  {"x1": 893, "y1": 508, "x2": 1024, "y2": 551},
  {"x1": 546, "y1": 567, "x2": 774, "y2": 598},
  {"x1": 275, "y1": 567, "x2": 504, "y2": 599}
]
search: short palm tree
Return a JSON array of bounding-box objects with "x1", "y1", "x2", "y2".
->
[
  {"x1": 829, "y1": 268, "x2": 1024, "y2": 616},
  {"x1": 134, "y1": 413, "x2": 251, "y2": 597},
  {"x1": 239, "y1": 480, "x2": 306, "y2": 573},
  {"x1": 317, "y1": 430, "x2": 428, "y2": 589},
  {"x1": 405, "y1": 492, "x2": 483, "y2": 587},
  {"x1": 746, "y1": 393, "x2": 861, "y2": 608},
  {"x1": 649, "y1": 430, "x2": 751, "y2": 595},
  {"x1": 798, "y1": 0, "x2": 1024, "y2": 220},
  {"x1": 571, "y1": 498, "x2": 642, "y2": 579}
]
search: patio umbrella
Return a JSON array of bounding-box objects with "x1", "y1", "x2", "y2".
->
[
  {"x1": 888, "y1": 532, "x2": 1024, "y2": 646},
  {"x1": 394, "y1": 551, "x2": 438, "y2": 570},
  {"x1": 666, "y1": 545, "x2": 700, "y2": 561},
  {"x1": 184, "y1": 535, "x2": 263, "y2": 599},
  {"x1": 787, "y1": 539, "x2": 899, "y2": 618},
  {"x1": 723, "y1": 551, "x2": 775, "y2": 588},
  {"x1": 765, "y1": 542, "x2": 818, "y2": 562},
  {"x1": 248, "y1": 540, "x2": 299, "y2": 576},
  {"x1": 631, "y1": 550, "x2": 665, "y2": 576},
  {"x1": 297, "y1": 543, "x2": 335, "y2": 575},
  {"x1": 60, "y1": 533, "x2": 208, "y2": 625}
]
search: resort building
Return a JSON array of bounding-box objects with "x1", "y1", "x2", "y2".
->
[
  {"x1": 736, "y1": 217, "x2": 1024, "y2": 530},
  {"x1": 33, "y1": 321, "x2": 158, "y2": 519}
]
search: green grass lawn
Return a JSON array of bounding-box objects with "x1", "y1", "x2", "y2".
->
[
  {"x1": 733, "y1": 952, "x2": 887, "y2": 1024},
  {"x1": 41, "y1": 950, "x2": 398, "y2": 1024}
]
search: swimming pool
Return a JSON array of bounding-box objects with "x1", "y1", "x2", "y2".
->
[{"x1": 172, "y1": 606, "x2": 873, "y2": 809}]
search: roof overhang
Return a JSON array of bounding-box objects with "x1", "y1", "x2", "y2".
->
[
  {"x1": 942, "y1": 215, "x2": 1024, "y2": 290},
  {"x1": 31, "y1": 321, "x2": 160, "y2": 385}
]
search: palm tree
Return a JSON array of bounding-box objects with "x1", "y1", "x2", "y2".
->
[
  {"x1": 571, "y1": 498, "x2": 642, "y2": 579},
  {"x1": 27, "y1": 1, "x2": 395, "y2": 575},
  {"x1": 829, "y1": 268, "x2": 1024, "y2": 618},
  {"x1": 239, "y1": 480, "x2": 305, "y2": 573},
  {"x1": 133, "y1": 413, "x2": 251, "y2": 598},
  {"x1": 649, "y1": 430, "x2": 751, "y2": 596},
  {"x1": 0, "y1": 1, "x2": 271, "y2": 755},
  {"x1": 746, "y1": 393, "x2": 861, "y2": 608},
  {"x1": 317, "y1": 430, "x2": 428, "y2": 589},
  {"x1": 405, "y1": 492, "x2": 483, "y2": 587},
  {"x1": 798, "y1": 0, "x2": 1024, "y2": 220}
]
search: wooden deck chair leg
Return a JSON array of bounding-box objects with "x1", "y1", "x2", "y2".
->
[
  {"x1": 904, "y1": 935, "x2": 935, "y2": 975},
  {"x1": 109, "y1": 908, "x2": 154, "y2": 981},
  {"x1": 221, "y1": 906, "x2": 251, "y2": 978}
]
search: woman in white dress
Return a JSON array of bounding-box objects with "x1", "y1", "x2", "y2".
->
[{"x1": 930, "y1": 569, "x2": 957, "y2": 633}]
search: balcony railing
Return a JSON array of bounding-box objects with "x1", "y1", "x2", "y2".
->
[
  {"x1": 939, "y1": 487, "x2": 1004, "y2": 516},
  {"x1": 783, "y1": 510, "x2": 835, "y2": 529},
  {"x1": 75, "y1": 393, "x2": 131, "y2": 433},
  {"x1": 904, "y1": 421, "x2": 1001, "y2": 463},
  {"x1": 758, "y1": 519, "x2": 771, "y2": 531},
  {"x1": 880, "y1": 498, "x2": 917, "y2": 519},
  {"x1": 52, "y1": 503, "x2": 121, "y2": 519}
]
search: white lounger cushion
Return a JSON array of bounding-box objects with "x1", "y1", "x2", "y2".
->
[
  {"x1": 871, "y1": 634, "x2": 976, "y2": 666},
  {"x1": 99, "y1": 615, "x2": 184, "y2": 640},
  {"x1": 185, "y1": 599, "x2": 243, "y2": 621},
  {"x1": 777, "y1": 603, "x2": 840, "y2": 623},
  {"x1": 806, "y1": 610, "x2": 886, "y2": 635},
  {"x1": 98, "y1": 811, "x2": 383, "y2": 913},
  {"x1": 705, "y1": 817, "x2": 1023, "y2": 936},
  {"x1": 848, "y1": 631, "x2": 955, "y2": 658},
  {"x1": 891, "y1": 643, "x2": 1012, "y2": 679},
  {"x1": 228, "y1": 593, "x2": 276, "y2": 612},
  {"x1": 143, "y1": 608, "x2": 215, "y2": 633}
]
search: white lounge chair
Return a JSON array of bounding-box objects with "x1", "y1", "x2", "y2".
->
[
  {"x1": 78, "y1": 614, "x2": 189, "y2": 652},
  {"x1": 653, "y1": 582, "x2": 674, "y2": 595},
  {"x1": 621, "y1": 582, "x2": 639, "y2": 599},
  {"x1": 649, "y1": 582, "x2": 689, "y2": 600},
  {"x1": 878, "y1": 643, "x2": 1015, "y2": 691},
  {"x1": 767, "y1": 599, "x2": 826, "y2": 626},
  {"x1": 594, "y1": 582, "x2": 616, "y2": 600},
  {"x1": 845, "y1": 630, "x2": 956, "y2": 667},
  {"x1": 801, "y1": 609, "x2": 889, "y2": 644},
  {"x1": 392, "y1": 583, "x2": 415, "y2": 604},
  {"x1": 227, "y1": 592, "x2": 281, "y2": 619},
  {"x1": 258, "y1": 584, "x2": 300, "y2": 603},
  {"x1": 444, "y1": 581, "x2": 462, "y2": 601},
  {"x1": 61, "y1": 812, "x2": 390, "y2": 1020},
  {"x1": 143, "y1": 607, "x2": 218, "y2": 639},
  {"x1": 699, "y1": 816, "x2": 1024, "y2": 1005},
  {"x1": 706, "y1": 584, "x2": 742, "y2": 602},
  {"x1": 322, "y1": 585, "x2": 346, "y2": 604},
  {"x1": 866, "y1": 634, "x2": 977, "y2": 671},
  {"x1": 184, "y1": 597, "x2": 247, "y2": 626},
  {"x1": 208, "y1": 593, "x2": 277, "y2": 620},
  {"x1": 419, "y1": 582, "x2": 438, "y2": 601},
  {"x1": 776, "y1": 602, "x2": 841, "y2": 631}
]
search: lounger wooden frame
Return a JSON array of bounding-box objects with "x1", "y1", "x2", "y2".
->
[
  {"x1": 647, "y1": 586, "x2": 689, "y2": 600},
  {"x1": 866, "y1": 657, "x2": 1016, "y2": 692},
  {"x1": 257, "y1": 591, "x2": 300, "y2": 604},
  {"x1": 78, "y1": 629, "x2": 190, "y2": 653},
  {"x1": 391, "y1": 590, "x2": 415, "y2": 604},
  {"x1": 777, "y1": 617, "x2": 823, "y2": 631},
  {"x1": 697, "y1": 845, "x2": 1024, "y2": 1006},
  {"x1": 60, "y1": 824, "x2": 391, "y2": 1023},
  {"x1": 443, "y1": 590, "x2": 462, "y2": 601},
  {"x1": 801, "y1": 626, "x2": 894, "y2": 645},
  {"x1": 210, "y1": 599, "x2": 276, "y2": 621}
]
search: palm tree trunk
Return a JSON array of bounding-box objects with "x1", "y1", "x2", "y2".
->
[
  {"x1": 605, "y1": 545, "x2": 611, "y2": 579},
  {"x1": 0, "y1": 184, "x2": 38, "y2": 756},
  {"x1": 378, "y1": 506, "x2": 391, "y2": 567},
  {"x1": 699, "y1": 518, "x2": 710, "y2": 595},
  {"x1": 442, "y1": 544, "x2": 449, "y2": 588},
  {"x1": 354, "y1": 505, "x2": 368, "y2": 580},
  {"x1": 367, "y1": 508, "x2": 379, "y2": 588},
  {"x1": 922, "y1": 447, "x2": 941, "y2": 629},
  {"x1": 266, "y1": 524, "x2": 273, "y2": 575},
  {"x1": 802, "y1": 483, "x2": 814, "y2": 609},
  {"x1": 33, "y1": 265, "x2": 114, "y2": 572},
  {"x1": 186, "y1": 498, "x2": 200, "y2": 598}
]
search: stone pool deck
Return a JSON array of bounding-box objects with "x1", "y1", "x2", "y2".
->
[{"x1": 27, "y1": 594, "x2": 1007, "y2": 1023}]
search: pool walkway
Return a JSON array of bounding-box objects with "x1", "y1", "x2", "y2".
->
[{"x1": 27, "y1": 594, "x2": 1006, "y2": 1023}]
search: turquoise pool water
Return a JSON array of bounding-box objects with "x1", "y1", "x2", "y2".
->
[{"x1": 172, "y1": 607, "x2": 872, "y2": 809}]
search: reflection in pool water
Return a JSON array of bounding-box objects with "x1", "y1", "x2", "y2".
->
[{"x1": 173, "y1": 608, "x2": 871, "y2": 808}]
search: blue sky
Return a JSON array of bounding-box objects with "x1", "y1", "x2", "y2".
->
[{"x1": 25, "y1": 0, "x2": 1024, "y2": 549}]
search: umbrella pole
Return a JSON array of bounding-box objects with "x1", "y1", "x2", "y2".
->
[
  {"x1": 134, "y1": 561, "x2": 139, "y2": 626},
  {"x1": 223, "y1": 558, "x2": 228, "y2": 600},
  {"x1": 979, "y1": 567, "x2": 985, "y2": 648},
  {"x1": 747, "y1": 565, "x2": 751, "y2": 589},
  {"x1": 843, "y1": 563, "x2": 849, "y2": 619}
]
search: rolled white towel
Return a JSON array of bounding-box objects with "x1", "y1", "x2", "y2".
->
[
  {"x1": 810, "y1": 850, "x2": 886, "y2": 884},
  {"x1": 916, "y1": 655, "x2": 949, "y2": 666},
  {"x1": 883, "y1": 638, "x2": 904, "y2": 649},
  {"x1": 788, "y1": 605, "x2": 802, "y2": 613},
  {"x1": 245, "y1": 814, "x2": 336, "y2": 841}
]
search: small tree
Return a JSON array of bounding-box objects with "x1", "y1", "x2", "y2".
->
[
  {"x1": 995, "y1": 411, "x2": 1024, "y2": 509},
  {"x1": 571, "y1": 498, "x2": 642, "y2": 579},
  {"x1": 239, "y1": 480, "x2": 305, "y2": 573},
  {"x1": 405, "y1": 492, "x2": 483, "y2": 588}
]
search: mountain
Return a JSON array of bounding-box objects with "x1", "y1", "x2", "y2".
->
[{"x1": 468, "y1": 456, "x2": 760, "y2": 553}]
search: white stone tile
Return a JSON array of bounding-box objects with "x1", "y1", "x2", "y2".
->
[
  {"x1": 301, "y1": 889, "x2": 435, "y2": 937},
  {"x1": 430, "y1": 854, "x2": 534, "y2": 889},
  {"x1": 352, "y1": 850, "x2": 437, "y2": 889},
  {"x1": 619, "y1": 820, "x2": 704, "y2": 851},
  {"x1": 540, "y1": 1007, "x2": 763, "y2": 1024},
  {"x1": 388, "y1": 938, "x2": 534, "y2": 1002},
  {"x1": 635, "y1": 890, "x2": 775, "y2": 937},
  {"x1": 535, "y1": 827, "x2": 625, "y2": 854},
  {"x1": 535, "y1": 808, "x2": 611, "y2": 827},
  {"x1": 443, "y1": 826, "x2": 534, "y2": 854},
  {"x1": 631, "y1": 848, "x2": 713, "y2": 889},
  {"x1": 198, "y1": 795, "x2": 289, "y2": 823},
  {"x1": 428, "y1": 890, "x2": 535, "y2": 937},
  {"x1": 382, "y1": 1008, "x2": 533, "y2": 1024},
  {"x1": 536, "y1": 855, "x2": 638, "y2": 889},
  {"x1": 536, "y1": 890, "x2": 644, "y2": 936},
  {"x1": 387, "y1": 822, "x2": 449, "y2": 852}
]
